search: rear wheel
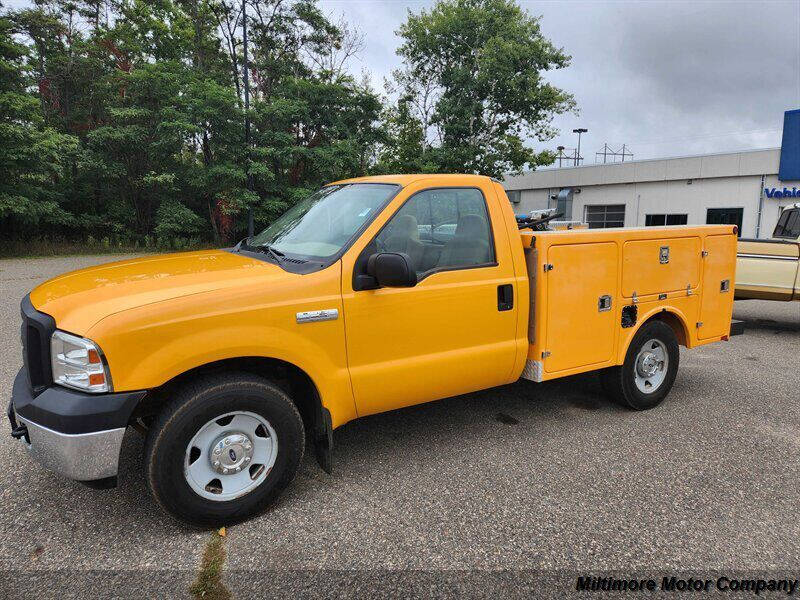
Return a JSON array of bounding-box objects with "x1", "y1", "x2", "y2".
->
[
  {"x1": 600, "y1": 320, "x2": 679, "y2": 410},
  {"x1": 144, "y1": 373, "x2": 304, "y2": 527}
]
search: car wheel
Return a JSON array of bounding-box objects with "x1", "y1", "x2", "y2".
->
[
  {"x1": 144, "y1": 372, "x2": 304, "y2": 527},
  {"x1": 600, "y1": 320, "x2": 680, "y2": 410}
]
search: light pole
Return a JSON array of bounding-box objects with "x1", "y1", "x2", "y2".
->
[
  {"x1": 572, "y1": 128, "x2": 587, "y2": 166},
  {"x1": 556, "y1": 145, "x2": 565, "y2": 168},
  {"x1": 243, "y1": 0, "x2": 253, "y2": 237}
]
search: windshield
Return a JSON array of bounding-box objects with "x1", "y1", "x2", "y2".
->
[{"x1": 248, "y1": 183, "x2": 399, "y2": 260}]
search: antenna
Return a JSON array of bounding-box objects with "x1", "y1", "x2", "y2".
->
[
  {"x1": 554, "y1": 147, "x2": 578, "y2": 168},
  {"x1": 243, "y1": 0, "x2": 253, "y2": 237},
  {"x1": 595, "y1": 143, "x2": 634, "y2": 163}
]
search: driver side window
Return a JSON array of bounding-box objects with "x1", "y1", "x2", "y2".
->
[{"x1": 374, "y1": 188, "x2": 495, "y2": 277}]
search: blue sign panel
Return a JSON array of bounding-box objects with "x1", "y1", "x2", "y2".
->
[{"x1": 779, "y1": 109, "x2": 800, "y2": 181}]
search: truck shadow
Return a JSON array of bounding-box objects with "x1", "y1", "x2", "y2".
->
[
  {"x1": 325, "y1": 372, "x2": 625, "y2": 473},
  {"x1": 103, "y1": 371, "x2": 619, "y2": 526},
  {"x1": 733, "y1": 316, "x2": 800, "y2": 334}
]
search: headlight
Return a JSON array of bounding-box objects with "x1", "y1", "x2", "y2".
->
[{"x1": 50, "y1": 330, "x2": 112, "y2": 393}]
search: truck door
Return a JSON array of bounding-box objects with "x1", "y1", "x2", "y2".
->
[
  {"x1": 699, "y1": 234, "x2": 737, "y2": 340},
  {"x1": 544, "y1": 242, "x2": 618, "y2": 373},
  {"x1": 341, "y1": 184, "x2": 519, "y2": 417}
]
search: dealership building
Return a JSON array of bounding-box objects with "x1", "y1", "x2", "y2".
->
[{"x1": 502, "y1": 110, "x2": 800, "y2": 238}]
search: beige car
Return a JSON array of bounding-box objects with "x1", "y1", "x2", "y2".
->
[{"x1": 736, "y1": 203, "x2": 800, "y2": 301}]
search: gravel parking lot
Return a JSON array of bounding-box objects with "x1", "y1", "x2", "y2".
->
[{"x1": 1, "y1": 254, "x2": 798, "y2": 598}]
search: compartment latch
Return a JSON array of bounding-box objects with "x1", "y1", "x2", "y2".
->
[{"x1": 598, "y1": 295, "x2": 612, "y2": 312}]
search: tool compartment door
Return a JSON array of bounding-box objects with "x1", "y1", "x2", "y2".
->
[
  {"x1": 699, "y1": 234, "x2": 737, "y2": 340},
  {"x1": 622, "y1": 237, "x2": 701, "y2": 297},
  {"x1": 544, "y1": 242, "x2": 618, "y2": 373}
]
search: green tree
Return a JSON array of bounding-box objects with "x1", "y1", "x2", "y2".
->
[
  {"x1": 221, "y1": 0, "x2": 385, "y2": 228},
  {"x1": 1, "y1": 0, "x2": 388, "y2": 251},
  {"x1": 386, "y1": 0, "x2": 575, "y2": 177},
  {"x1": 0, "y1": 7, "x2": 78, "y2": 236},
  {"x1": 375, "y1": 96, "x2": 437, "y2": 174}
]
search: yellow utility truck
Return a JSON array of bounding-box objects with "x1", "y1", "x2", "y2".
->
[
  {"x1": 8, "y1": 174, "x2": 740, "y2": 526},
  {"x1": 736, "y1": 203, "x2": 800, "y2": 301}
]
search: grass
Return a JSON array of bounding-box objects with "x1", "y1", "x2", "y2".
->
[{"x1": 189, "y1": 530, "x2": 232, "y2": 600}]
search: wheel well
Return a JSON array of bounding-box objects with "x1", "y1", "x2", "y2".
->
[
  {"x1": 133, "y1": 357, "x2": 322, "y2": 433},
  {"x1": 644, "y1": 310, "x2": 688, "y2": 346}
]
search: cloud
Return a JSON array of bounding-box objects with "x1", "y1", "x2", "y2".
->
[{"x1": 322, "y1": 0, "x2": 800, "y2": 163}]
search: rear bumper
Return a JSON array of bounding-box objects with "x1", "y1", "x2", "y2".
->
[{"x1": 8, "y1": 367, "x2": 146, "y2": 482}]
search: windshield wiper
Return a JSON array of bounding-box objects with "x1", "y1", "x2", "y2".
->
[
  {"x1": 239, "y1": 238, "x2": 308, "y2": 266},
  {"x1": 257, "y1": 244, "x2": 287, "y2": 265}
]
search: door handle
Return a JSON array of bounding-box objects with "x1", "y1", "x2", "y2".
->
[
  {"x1": 598, "y1": 295, "x2": 612, "y2": 312},
  {"x1": 497, "y1": 284, "x2": 513, "y2": 311}
]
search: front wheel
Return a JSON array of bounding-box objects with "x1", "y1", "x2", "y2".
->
[
  {"x1": 144, "y1": 373, "x2": 305, "y2": 527},
  {"x1": 600, "y1": 320, "x2": 680, "y2": 410}
]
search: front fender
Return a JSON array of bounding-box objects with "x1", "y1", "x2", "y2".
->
[{"x1": 86, "y1": 264, "x2": 358, "y2": 429}]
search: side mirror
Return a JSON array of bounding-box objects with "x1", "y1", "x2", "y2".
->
[{"x1": 366, "y1": 252, "x2": 417, "y2": 288}]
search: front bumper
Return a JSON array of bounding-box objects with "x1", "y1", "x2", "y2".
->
[{"x1": 8, "y1": 367, "x2": 146, "y2": 482}]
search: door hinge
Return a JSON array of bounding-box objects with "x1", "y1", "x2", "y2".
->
[
  {"x1": 541, "y1": 350, "x2": 551, "y2": 359},
  {"x1": 543, "y1": 263, "x2": 554, "y2": 272},
  {"x1": 701, "y1": 250, "x2": 709, "y2": 258},
  {"x1": 686, "y1": 284, "x2": 693, "y2": 296},
  {"x1": 696, "y1": 321, "x2": 703, "y2": 328}
]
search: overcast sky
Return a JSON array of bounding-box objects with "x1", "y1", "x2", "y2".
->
[
  {"x1": 320, "y1": 0, "x2": 800, "y2": 165},
  {"x1": 6, "y1": 0, "x2": 800, "y2": 166}
]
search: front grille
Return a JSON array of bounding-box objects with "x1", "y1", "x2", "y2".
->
[{"x1": 20, "y1": 295, "x2": 56, "y2": 396}]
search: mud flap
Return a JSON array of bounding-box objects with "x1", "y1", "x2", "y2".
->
[{"x1": 314, "y1": 406, "x2": 333, "y2": 474}]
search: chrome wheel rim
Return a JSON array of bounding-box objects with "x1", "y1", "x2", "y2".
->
[
  {"x1": 634, "y1": 339, "x2": 669, "y2": 394},
  {"x1": 184, "y1": 411, "x2": 278, "y2": 501}
]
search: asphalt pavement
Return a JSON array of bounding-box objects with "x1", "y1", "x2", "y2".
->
[{"x1": 0, "y1": 254, "x2": 798, "y2": 598}]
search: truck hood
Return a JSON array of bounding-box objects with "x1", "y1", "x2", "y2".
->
[{"x1": 29, "y1": 250, "x2": 285, "y2": 334}]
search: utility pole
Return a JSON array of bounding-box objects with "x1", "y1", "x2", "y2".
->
[
  {"x1": 573, "y1": 128, "x2": 587, "y2": 166},
  {"x1": 243, "y1": 0, "x2": 254, "y2": 237}
]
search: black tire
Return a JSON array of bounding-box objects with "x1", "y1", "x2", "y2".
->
[
  {"x1": 144, "y1": 372, "x2": 305, "y2": 527},
  {"x1": 600, "y1": 320, "x2": 680, "y2": 410}
]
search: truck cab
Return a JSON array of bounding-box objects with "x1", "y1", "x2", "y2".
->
[{"x1": 736, "y1": 203, "x2": 800, "y2": 301}]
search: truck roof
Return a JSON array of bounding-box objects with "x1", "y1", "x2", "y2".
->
[{"x1": 329, "y1": 174, "x2": 494, "y2": 187}]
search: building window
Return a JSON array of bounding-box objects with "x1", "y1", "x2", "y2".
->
[
  {"x1": 585, "y1": 204, "x2": 625, "y2": 228},
  {"x1": 706, "y1": 208, "x2": 743, "y2": 237},
  {"x1": 506, "y1": 190, "x2": 521, "y2": 204},
  {"x1": 645, "y1": 214, "x2": 688, "y2": 226}
]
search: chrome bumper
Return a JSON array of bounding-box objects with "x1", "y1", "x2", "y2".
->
[{"x1": 16, "y1": 415, "x2": 126, "y2": 481}]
